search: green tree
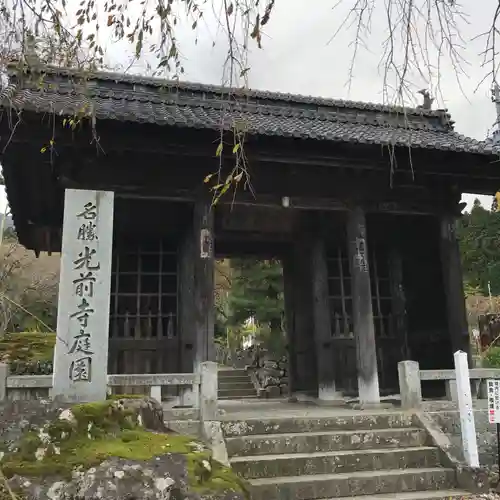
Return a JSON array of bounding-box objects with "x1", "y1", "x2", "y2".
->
[
  {"x1": 458, "y1": 199, "x2": 500, "y2": 296},
  {"x1": 226, "y1": 258, "x2": 284, "y2": 352}
]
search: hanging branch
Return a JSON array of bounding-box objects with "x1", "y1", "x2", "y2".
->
[{"x1": 0, "y1": 0, "x2": 500, "y2": 200}]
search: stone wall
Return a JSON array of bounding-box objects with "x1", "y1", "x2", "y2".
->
[
  {"x1": 478, "y1": 312, "x2": 500, "y2": 350},
  {"x1": 247, "y1": 347, "x2": 288, "y2": 398},
  {"x1": 426, "y1": 406, "x2": 497, "y2": 466}
]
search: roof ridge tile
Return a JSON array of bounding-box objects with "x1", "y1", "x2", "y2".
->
[
  {"x1": 2, "y1": 75, "x2": 498, "y2": 156},
  {"x1": 7, "y1": 63, "x2": 453, "y2": 121}
]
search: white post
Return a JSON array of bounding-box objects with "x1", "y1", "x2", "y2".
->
[
  {"x1": 52, "y1": 189, "x2": 114, "y2": 403},
  {"x1": 454, "y1": 350, "x2": 479, "y2": 467}
]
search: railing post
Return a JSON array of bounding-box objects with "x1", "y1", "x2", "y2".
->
[
  {"x1": 398, "y1": 360, "x2": 422, "y2": 410},
  {"x1": 445, "y1": 379, "x2": 458, "y2": 402},
  {"x1": 454, "y1": 350, "x2": 479, "y2": 468},
  {"x1": 200, "y1": 361, "x2": 218, "y2": 421},
  {"x1": 150, "y1": 385, "x2": 162, "y2": 403},
  {"x1": 0, "y1": 363, "x2": 8, "y2": 401},
  {"x1": 179, "y1": 385, "x2": 199, "y2": 408}
]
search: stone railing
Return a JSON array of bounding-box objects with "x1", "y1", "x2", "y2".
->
[
  {"x1": 398, "y1": 360, "x2": 500, "y2": 409},
  {"x1": 0, "y1": 361, "x2": 218, "y2": 421}
]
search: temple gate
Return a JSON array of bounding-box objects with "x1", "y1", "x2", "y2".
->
[{"x1": 2, "y1": 63, "x2": 499, "y2": 403}]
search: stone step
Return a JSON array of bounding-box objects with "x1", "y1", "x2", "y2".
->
[
  {"x1": 218, "y1": 381, "x2": 255, "y2": 391},
  {"x1": 219, "y1": 394, "x2": 257, "y2": 401},
  {"x1": 222, "y1": 413, "x2": 416, "y2": 437},
  {"x1": 218, "y1": 369, "x2": 248, "y2": 378},
  {"x1": 231, "y1": 446, "x2": 440, "y2": 479},
  {"x1": 248, "y1": 467, "x2": 455, "y2": 500},
  {"x1": 218, "y1": 376, "x2": 252, "y2": 385},
  {"x1": 226, "y1": 427, "x2": 428, "y2": 457},
  {"x1": 324, "y1": 491, "x2": 472, "y2": 500},
  {"x1": 218, "y1": 388, "x2": 256, "y2": 399}
]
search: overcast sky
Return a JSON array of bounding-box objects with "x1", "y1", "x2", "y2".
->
[{"x1": 1, "y1": 0, "x2": 498, "y2": 214}]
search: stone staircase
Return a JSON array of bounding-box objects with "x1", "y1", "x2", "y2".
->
[
  {"x1": 218, "y1": 367, "x2": 257, "y2": 400},
  {"x1": 222, "y1": 412, "x2": 472, "y2": 499}
]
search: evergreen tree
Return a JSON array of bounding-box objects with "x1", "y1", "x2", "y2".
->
[
  {"x1": 458, "y1": 199, "x2": 500, "y2": 296},
  {"x1": 226, "y1": 258, "x2": 285, "y2": 352}
]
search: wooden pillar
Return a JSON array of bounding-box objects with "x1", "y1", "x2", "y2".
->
[
  {"x1": 282, "y1": 253, "x2": 297, "y2": 395},
  {"x1": 178, "y1": 225, "x2": 195, "y2": 373},
  {"x1": 311, "y1": 232, "x2": 339, "y2": 400},
  {"x1": 290, "y1": 230, "x2": 317, "y2": 396},
  {"x1": 193, "y1": 197, "x2": 215, "y2": 367},
  {"x1": 347, "y1": 207, "x2": 380, "y2": 405},
  {"x1": 439, "y1": 214, "x2": 470, "y2": 357}
]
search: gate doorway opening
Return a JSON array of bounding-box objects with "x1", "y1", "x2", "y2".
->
[{"x1": 214, "y1": 257, "x2": 286, "y2": 367}]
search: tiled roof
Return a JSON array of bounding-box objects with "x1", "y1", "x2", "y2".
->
[{"x1": 1, "y1": 64, "x2": 498, "y2": 155}]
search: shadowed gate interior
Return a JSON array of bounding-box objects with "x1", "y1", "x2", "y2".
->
[{"x1": 107, "y1": 198, "x2": 451, "y2": 398}]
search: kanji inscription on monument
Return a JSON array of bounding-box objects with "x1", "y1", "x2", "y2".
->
[{"x1": 52, "y1": 189, "x2": 114, "y2": 402}]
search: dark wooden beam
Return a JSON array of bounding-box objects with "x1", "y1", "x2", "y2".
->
[
  {"x1": 7, "y1": 115, "x2": 500, "y2": 188},
  {"x1": 59, "y1": 165, "x2": 462, "y2": 216},
  {"x1": 215, "y1": 239, "x2": 289, "y2": 259}
]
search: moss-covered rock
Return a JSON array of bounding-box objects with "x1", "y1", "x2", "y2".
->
[
  {"x1": 0, "y1": 333, "x2": 55, "y2": 363},
  {"x1": 0, "y1": 398, "x2": 248, "y2": 500},
  {"x1": 0, "y1": 333, "x2": 55, "y2": 375}
]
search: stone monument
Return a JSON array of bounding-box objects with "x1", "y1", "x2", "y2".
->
[{"x1": 52, "y1": 189, "x2": 114, "y2": 402}]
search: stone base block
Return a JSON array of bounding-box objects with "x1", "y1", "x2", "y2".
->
[
  {"x1": 315, "y1": 397, "x2": 346, "y2": 407},
  {"x1": 266, "y1": 386, "x2": 281, "y2": 399},
  {"x1": 349, "y1": 402, "x2": 395, "y2": 411}
]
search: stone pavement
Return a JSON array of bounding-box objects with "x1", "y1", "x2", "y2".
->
[{"x1": 218, "y1": 398, "x2": 394, "y2": 420}]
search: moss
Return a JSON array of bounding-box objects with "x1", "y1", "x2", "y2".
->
[
  {"x1": 106, "y1": 394, "x2": 145, "y2": 401},
  {"x1": 0, "y1": 333, "x2": 55, "y2": 364},
  {"x1": 1, "y1": 399, "x2": 249, "y2": 497},
  {"x1": 193, "y1": 460, "x2": 250, "y2": 498},
  {"x1": 16, "y1": 432, "x2": 42, "y2": 461},
  {"x1": 70, "y1": 401, "x2": 135, "y2": 433}
]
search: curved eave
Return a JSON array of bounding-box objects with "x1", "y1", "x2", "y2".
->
[
  {"x1": 2, "y1": 156, "x2": 34, "y2": 250},
  {"x1": 3, "y1": 87, "x2": 497, "y2": 156}
]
